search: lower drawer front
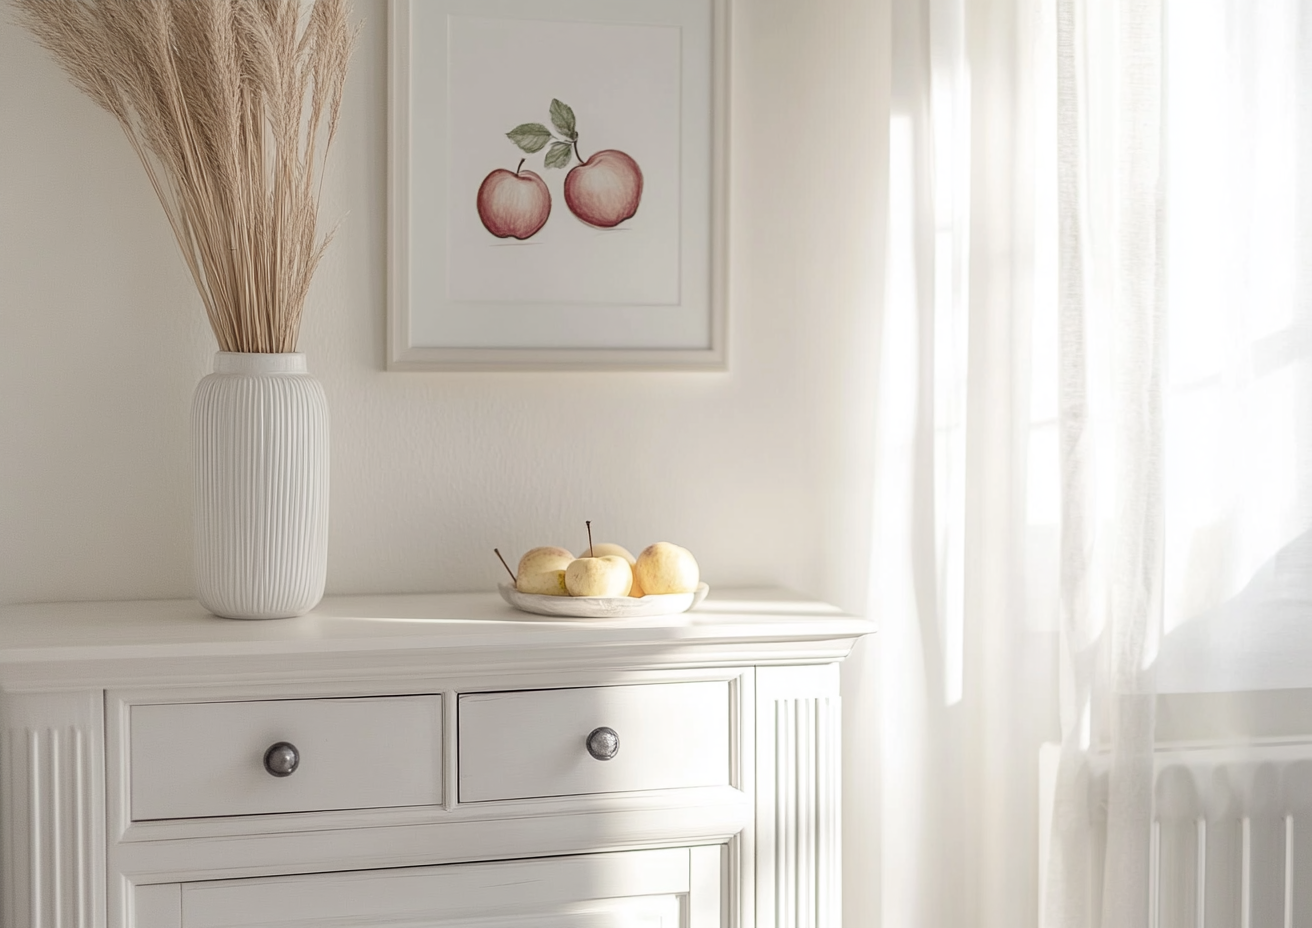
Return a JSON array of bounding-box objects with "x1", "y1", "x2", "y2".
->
[
  {"x1": 130, "y1": 695, "x2": 442, "y2": 820},
  {"x1": 458, "y1": 681, "x2": 730, "y2": 802},
  {"x1": 177, "y1": 848, "x2": 694, "y2": 928}
]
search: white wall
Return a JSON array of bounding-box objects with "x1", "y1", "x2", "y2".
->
[{"x1": 0, "y1": 0, "x2": 887, "y2": 922}]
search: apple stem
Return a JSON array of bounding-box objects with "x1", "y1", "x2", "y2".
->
[
  {"x1": 586, "y1": 520, "x2": 594, "y2": 558},
  {"x1": 573, "y1": 139, "x2": 585, "y2": 163},
  {"x1": 493, "y1": 548, "x2": 517, "y2": 583},
  {"x1": 515, "y1": 157, "x2": 526, "y2": 176}
]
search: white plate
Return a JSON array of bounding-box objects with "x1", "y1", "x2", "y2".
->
[{"x1": 497, "y1": 582, "x2": 710, "y2": 619}]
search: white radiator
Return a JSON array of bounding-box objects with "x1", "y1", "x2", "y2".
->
[
  {"x1": 1044, "y1": 742, "x2": 1312, "y2": 927},
  {"x1": 1151, "y1": 744, "x2": 1312, "y2": 928}
]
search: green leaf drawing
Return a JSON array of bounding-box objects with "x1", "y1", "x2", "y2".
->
[
  {"x1": 506, "y1": 123, "x2": 552, "y2": 153},
  {"x1": 544, "y1": 140, "x2": 573, "y2": 169},
  {"x1": 549, "y1": 99, "x2": 577, "y2": 140}
]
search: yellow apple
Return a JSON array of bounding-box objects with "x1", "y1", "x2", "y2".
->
[
  {"x1": 516, "y1": 546, "x2": 573, "y2": 596},
  {"x1": 629, "y1": 569, "x2": 646, "y2": 598},
  {"x1": 584, "y1": 542, "x2": 636, "y2": 565},
  {"x1": 633, "y1": 542, "x2": 699, "y2": 595},
  {"x1": 565, "y1": 554, "x2": 633, "y2": 597},
  {"x1": 517, "y1": 546, "x2": 573, "y2": 575}
]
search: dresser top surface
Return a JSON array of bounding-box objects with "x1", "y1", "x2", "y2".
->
[{"x1": 0, "y1": 587, "x2": 872, "y2": 666}]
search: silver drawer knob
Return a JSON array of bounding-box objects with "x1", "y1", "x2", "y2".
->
[
  {"x1": 586, "y1": 727, "x2": 620, "y2": 761},
  {"x1": 263, "y1": 741, "x2": 300, "y2": 777}
]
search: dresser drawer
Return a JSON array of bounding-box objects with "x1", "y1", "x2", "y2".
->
[
  {"x1": 457, "y1": 681, "x2": 730, "y2": 802},
  {"x1": 147, "y1": 847, "x2": 718, "y2": 928},
  {"x1": 130, "y1": 696, "x2": 443, "y2": 820}
]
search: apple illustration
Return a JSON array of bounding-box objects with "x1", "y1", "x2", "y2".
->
[
  {"x1": 564, "y1": 150, "x2": 644, "y2": 229},
  {"x1": 503, "y1": 100, "x2": 644, "y2": 230},
  {"x1": 476, "y1": 158, "x2": 550, "y2": 240}
]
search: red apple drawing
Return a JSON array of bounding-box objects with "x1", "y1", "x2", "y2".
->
[
  {"x1": 502, "y1": 100, "x2": 644, "y2": 230},
  {"x1": 476, "y1": 159, "x2": 550, "y2": 240},
  {"x1": 564, "y1": 150, "x2": 643, "y2": 229}
]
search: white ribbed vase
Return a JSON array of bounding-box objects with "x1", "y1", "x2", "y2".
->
[{"x1": 192, "y1": 352, "x2": 329, "y2": 619}]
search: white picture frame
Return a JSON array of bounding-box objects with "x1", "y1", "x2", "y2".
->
[{"x1": 387, "y1": 0, "x2": 728, "y2": 371}]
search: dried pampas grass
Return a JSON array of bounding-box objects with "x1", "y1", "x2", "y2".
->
[{"x1": 16, "y1": 0, "x2": 357, "y2": 353}]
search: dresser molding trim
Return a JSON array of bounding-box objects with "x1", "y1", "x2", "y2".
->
[
  {"x1": 0, "y1": 690, "x2": 106, "y2": 928},
  {"x1": 0, "y1": 590, "x2": 870, "y2": 693}
]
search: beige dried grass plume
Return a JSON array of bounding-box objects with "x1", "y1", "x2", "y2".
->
[{"x1": 16, "y1": 0, "x2": 357, "y2": 353}]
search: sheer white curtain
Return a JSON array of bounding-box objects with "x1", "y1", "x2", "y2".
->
[{"x1": 877, "y1": 0, "x2": 1312, "y2": 926}]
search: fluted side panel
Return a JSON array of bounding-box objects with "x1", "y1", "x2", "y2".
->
[
  {"x1": 772, "y1": 697, "x2": 840, "y2": 928},
  {"x1": 192, "y1": 353, "x2": 329, "y2": 619},
  {"x1": 4, "y1": 727, "x2": 96, "y2": 928}
]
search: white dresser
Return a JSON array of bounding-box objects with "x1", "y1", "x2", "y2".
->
[{"x1": 0, "y1": 588, "x2": 871, "y2": 928}]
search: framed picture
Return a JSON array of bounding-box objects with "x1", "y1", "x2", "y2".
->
[{"x1": 387, "y1": 0, "x2": 728, "y2": 371}]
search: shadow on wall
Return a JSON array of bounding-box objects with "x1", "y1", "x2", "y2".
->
[{"x1": 1158, "y1": 526, "x2": 1312, "y2": 693}]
